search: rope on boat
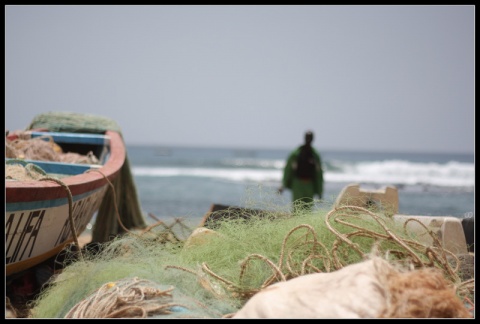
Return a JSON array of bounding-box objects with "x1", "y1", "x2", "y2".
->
[
  {"x1": 6, "y1": 159, "x2": 47, "y2": 181},
  {"x1": 38, "y1": 176, "x2": 84, "y2": 262},
  {"x1": 87, "y1": 169, "x2": 186, "y2": 244},
  {"x1": 87, "y1": 169, "x2": 131, "y2": 234},
  {"x1": 5, "y1": 159, "x2": 84, "y2": 261},
  {"x1": 6, "y1": 134, "x2": 99, "y2": 164},
  {"x1": 5, "y1": 158, "x2": 29, "y2": 166},
  {"x1": 21, "y1": 111, "x2": 147, "y2": 243}
]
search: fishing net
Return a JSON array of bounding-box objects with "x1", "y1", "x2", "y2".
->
[
  {"x1": 15, "y1": 111, "x2": 147, "y2": 242},
  {"x1": 29, "y1": 200, "x2": 473, "y2": 318},
  {"x1": 27, "y1": 111, "x2": 123, "y2": 134},
  {"x1": 5, "y1": 133, "x2": 99, "y2": 164},
  {"x1": 6, "y1": 163, "x2": 48, "y2": 181}
]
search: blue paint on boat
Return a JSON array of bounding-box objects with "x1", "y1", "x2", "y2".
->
[
  {"x1": 6, "y1": 158, "x2": 100, "y2": 176},
  {"x1": 30, "y1": 131, "x2": 109, "y2": 146},
  {"x1": 5, "y1": 187, "x2": 105, "y2": 212}
]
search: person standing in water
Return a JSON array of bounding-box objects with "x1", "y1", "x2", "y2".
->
[{"x1": 278, "y1": 131, "x2": 324, "y2": 213}]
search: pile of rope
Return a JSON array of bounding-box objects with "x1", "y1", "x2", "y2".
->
[
  {"x1": 6, "y1": 162, "x2": 48, "y2": 181},
  {"x1": 5, "y1": 134, "x2": 99, "y2": 165},
  {"x1": 65, "y1": 277, "x2": 189, "y2": 318}
]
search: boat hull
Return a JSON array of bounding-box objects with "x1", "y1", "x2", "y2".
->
[{"x1": 5, "y1": 130, "x2": 125, "y2": 276}]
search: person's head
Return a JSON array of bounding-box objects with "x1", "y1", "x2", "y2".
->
[{"x1": 304, "y1": 131, "x2": 314, "y2": 145}]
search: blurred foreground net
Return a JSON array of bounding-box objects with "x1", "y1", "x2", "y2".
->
[{"x1": 30, "y1": 203, "x2": 473, "y2": 318}]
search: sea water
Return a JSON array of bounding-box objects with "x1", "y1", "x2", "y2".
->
[{"x1": 125, "y1": 145, "x2": 474, "y2": 227}]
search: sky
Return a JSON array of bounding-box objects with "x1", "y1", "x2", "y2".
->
[{"x1": 5, "y1": 5, "x2": 475, "y2": 154}]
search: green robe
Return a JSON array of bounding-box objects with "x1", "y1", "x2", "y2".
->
[{"x1": 282, "y1": 145, "x2": 324, "y2": 211}]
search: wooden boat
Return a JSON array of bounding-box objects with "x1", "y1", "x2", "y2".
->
[{"x1": 5, "y1": 129, "x2": 126, "y2": 276}]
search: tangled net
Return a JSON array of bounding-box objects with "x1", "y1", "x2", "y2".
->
[
  {"x1": 6, "y1": 133, "x2": 99, "y2": 166},
  {"x1": 5, "y1": 131, "x2": 101, "y2": 182},
  {"x1": 165, "y1": 205, "x2": 474, "y2": 311},
  {"x1": 30, "y1": 202, "x2": 474, "y2": 318}
]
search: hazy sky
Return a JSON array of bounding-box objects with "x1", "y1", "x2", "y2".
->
[{"x1": 5, "y1": 5, "x2": 475, "y2": 154}]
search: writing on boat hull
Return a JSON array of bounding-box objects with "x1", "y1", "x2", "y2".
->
[{"x1": 5, "y1": 187, "x2": 107, "y2": 265}]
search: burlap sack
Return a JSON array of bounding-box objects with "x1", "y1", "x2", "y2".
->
[{"x1": 233, "y1": 257, "x2": 471, "y2": 319}]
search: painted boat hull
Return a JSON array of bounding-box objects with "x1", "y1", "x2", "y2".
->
[{"x1": 5, "y1": 130, "x2": 125, "y2": 276}]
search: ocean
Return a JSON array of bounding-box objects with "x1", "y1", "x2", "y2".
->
[{"x1": 125, "y1": 145, "x2": 475, "y2": 227}]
